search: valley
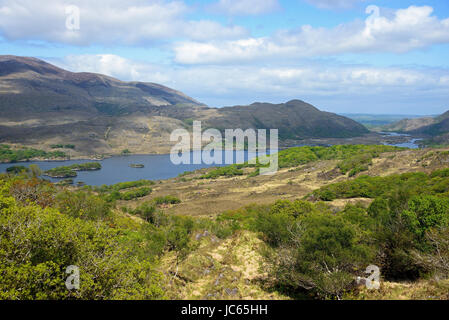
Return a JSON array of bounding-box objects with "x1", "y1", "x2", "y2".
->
[{"x1": 1, "y1": 55, "x2": 448, "y2": 302}]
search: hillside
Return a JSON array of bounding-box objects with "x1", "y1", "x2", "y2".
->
[
  {"x1": 379, "y1": 110, "x2": 449, "y2": 146},
  {"x1": 210, "y1": 100, "x2": 368, "y2": 140},
  {"x1": 2, "y1": 145, "x2": 449, "y2": 300},
  {"x1": 0, "y1": 55, "x2": 368, "y2": 157},
  {"x1": 412, "y1": 111, "x2": 449, "y2": 136},
  {"x1": 381, "y1": 117, "x2": 436, "y2": 132},
  {"x1": 381, "y1": 110, "x2": 449, "y2": 135},
  {"x1": 410, "y1": 111, "x2": 449, "y2": 146},
  {"x1": 341, "y1": 114, "x2": 430, "y2": 129}
]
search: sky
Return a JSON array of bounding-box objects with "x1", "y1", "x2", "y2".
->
[{"x1": 0, "y1": 0, "x2": 449, "y2": 114}]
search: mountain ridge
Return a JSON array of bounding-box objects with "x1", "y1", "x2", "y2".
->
[{"x1": 0, "y1": 55, "x2": 369, "y2": 156}]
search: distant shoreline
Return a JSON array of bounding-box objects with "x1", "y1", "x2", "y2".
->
[{"x1": 0, "y1": 132, "x2": 424, "y2": 165}]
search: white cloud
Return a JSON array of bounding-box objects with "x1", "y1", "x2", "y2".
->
[
  {"x1": 305, "y1": 0, "x2": 365, "y2": 9},
  {"x1": 54, "y1": 54, "x2": 449, "y2": 114},
  {"x1": 211, "y1": 0, "x2": 279, "y2": 15},
  {"x1": 0, "y1": 0, "x2": 247, "y2": 45},
  {"x1": 174, "y1": 5, "x2": 449, "y2": 64},
  {"x1": 58, "y1": 54, "x2": 172, "y2": 84}
]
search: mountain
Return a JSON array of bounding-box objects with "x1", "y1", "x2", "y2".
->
[
  {"x1": 0, "y1": 55, "x2": 202, "y2": 120},
  {"x1": 0, "y1": 55, "x2": 368, "y2": 156},
  {"x1": 409, "y1": 110, "x2": 449, "y2": 146},
  {"x1": 208, "y1": 100, "x2": 368, "y2": 140},
  {"x1": 381, "y1": 110, "x2": 449, "y2": 135},
  {"x1": 381, "y1": 110, "x2": 449, "y2": 146},
  {"x1": 381, "y1": 117, "x2": 436, "y2": 132}
]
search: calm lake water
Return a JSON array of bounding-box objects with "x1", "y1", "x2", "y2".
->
[
  {"x1": 380, "y1": 132, "x2": 422, "y2": 149},
  {"x1": 0, "y1": 134, "x2": 421, "y2": 186},
  {"x1": 0, "y1": 150, "x2": 261, "y2": 186}
]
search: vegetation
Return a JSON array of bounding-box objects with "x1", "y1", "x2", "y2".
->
[
  {"x1": 215, "y1": 168, "x2": 449, "y2": 299},
  {"x1": 44, "y1": 162, "x2": 101, "y2": 178},
  {"x1": 337, "y1": 153, "x2": 373, "y2": 176},
  {"x1": 0, "y1": 174, "x2": 232, "y2": 299},
  {"x1": 174, "y1": 145, "x2": 402, "y2": 179},
  {"x1": 50, "y1": 144, "x2": 75, "y2": 149},
  {"x1": 0, "y1": 177, "x2": 164, "y2": 299},
  {"x1": 224, "y1": 145, "x2": 405, "y2": 177},
  {"x1": 94, "y1": 180, "x2": 155, "y2": 193},
  {"x1": 6, "y1": 166, "x2": 29, "y2": 174},
  {"x1": 0, "y1": 144, "x2": 66, "y2": 163},
  {"x1": 1, "y1": 144, "x2": 448, "y2": 300},
  {"x1": 105, "y1": 187, "x2": 152, "y2": 202},
  {"x1": 311, "y1": 169, "x2": 449, "y2": 201},
  {"x1": 152, "y1": 195, "x2": 181, "y2": 206},
  {"x1": 199, "y1": 165, "x2": 244, "y2": 179},
  {"x1": 44, "y1": 166, "x2": 78, "y2": 178}
]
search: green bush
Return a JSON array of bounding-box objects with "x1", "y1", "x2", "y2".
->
[
  {"x1": 152, "y1": 195, "x2": 181, "y2": 206},
  {"x1": 264, "y1": 211, "x2": 375, "y2": 299},
  {"x1": 402, "y1": 195, "x2": 449, "y2": 241},
  {"x1": 106, "y1": 187, "x2": 152, "y2": 201},
  {"x1": 0, "y1": 144, "x2": 66, "y2": 163},
  {"x1": 95, "y1": 180, "x2": 154, "y2": 193},
  {"x1": 121, "y1": 187, "x2": 152, "y2": 201},
  {"x1": 0, "y1": 180, "x2": 164, "y2": 300},
  {"x1": 200, "y1": 165, "x2": 244, "y2": 179},
  {"x1": 55, "y1": 190, "x2": 112, "y2": 221},
  {"x1": 6, "y1": 166, "x2": 29, "y2": 174},
  {"x1": 130, "y1": 202, "x2": 157, "y2": 223}
]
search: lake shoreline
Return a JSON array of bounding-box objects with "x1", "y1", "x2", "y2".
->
[{"x1": 0, "y1": 132, "x2": 424, "y2": 164}]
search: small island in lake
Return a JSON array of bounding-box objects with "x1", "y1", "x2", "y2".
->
[
  {"x1": 44, "y1": 162, "x2": 102, "y2": 178},
  {"x1": 129, "y1": 164, "x2": 145, "y2": 168}
]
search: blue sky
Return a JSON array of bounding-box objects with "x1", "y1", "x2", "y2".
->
[{"x1": 1, "y1": 0, "x2": 449, "y2": 114}]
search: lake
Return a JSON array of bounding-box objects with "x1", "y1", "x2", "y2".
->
[
  {"x1": 379, "y1": 132, "x2": 422, "y2": 149},
  {"x1": 0, "y1": 150, "x2": 262, "y2": 186},
  {"x1": 0, "y1": 135, "x2": 421, "y2": 186}
]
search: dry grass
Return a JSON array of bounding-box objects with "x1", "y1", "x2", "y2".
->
[
  {"x1": 130, "y1": 147, "x2": 449, "y2": 300},
  {"x1": 350, "y1": 279, "x2": 449, "y2": 300},
  {"x1": 130, "y1": 147, "x2": 449, "y2": 217},
  {"x1": 161, "y1": 231, "x2": 290, "y2": 300}
]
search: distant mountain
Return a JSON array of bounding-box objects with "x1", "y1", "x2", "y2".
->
[
  {"x1": 380, "y1": 111, "x2": 449, "y2": 135},
  {"x1": 342, "y1": 114, "x2": 433, "y2": 129},
  {"x1": 210, "y1": 100, "x2": 369, "y2": 140},
  {"x1": 381, "y1": 117, "x2": 436, "y2": 132},
  {"x1": 380, "y1": 110, "x2": 449, "y2": 146},
  {"x1": 410, "y1": 110, "x2": 449, "y2": 146},
  {"x1": 0, "y1": 55, "x2": 369, "y2": 156}
]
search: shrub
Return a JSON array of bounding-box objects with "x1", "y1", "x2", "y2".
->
[
  {"x1": 119, "y1": 187, "x2": 152, "y2": 201},
  {"x1": 9, "y1": 178, "x2": 55, "y2": 208},
  {"x1": 130, "y1": 202, "x2": 157, "y2": 223},
  {"x1": 0, "y1": 182, "x2": 164, "y2": 300},
  {"x1": 55, "y1": 190, "x2": 111, "y2": 220},
  {"x1": 401, "y1": 195, "x2": 449, "y2": 241},
  {"x1": 412, "y1": 227, "x2": 449, "y2": 278},
  {"x1": 6, "y1": 166, "x2": 29, "y2": 174},
  {"x1": 152, "y1": 195, "x2": 181, "y2": 206},
  {"x1": 200, "y1": 165, "x2": 244, "y2": 179},
  {"x1": 95, "y1": 180, "x2": 154, "y2": 193},
  {"x1": 265, "y1": 212, "x2": 375, "y2": 299}
]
